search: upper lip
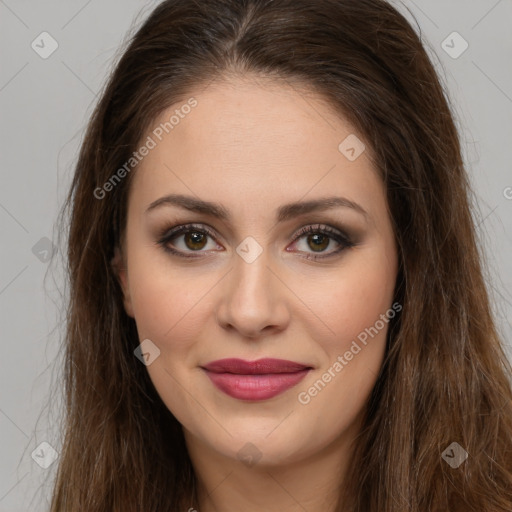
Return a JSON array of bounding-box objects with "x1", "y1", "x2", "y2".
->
[{"x1": 201, "y1": 358, "x2": 312, "y2": 374}]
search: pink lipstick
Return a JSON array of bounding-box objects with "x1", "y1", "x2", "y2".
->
[{"x1": 201, "y1": 358, "x2": 312, "y2": 401}]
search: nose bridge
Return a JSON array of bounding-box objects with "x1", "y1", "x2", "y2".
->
[
  {"x1": 233, "y1": 247, "x2": 272, "y2": 302},
  {"x1": 216, "y1": 241, "x2": 289, "y2": 336}
]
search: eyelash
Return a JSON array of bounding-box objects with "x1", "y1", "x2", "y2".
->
[{"x1": 156, "y1": 223, "x2": 355, "y2": 261}]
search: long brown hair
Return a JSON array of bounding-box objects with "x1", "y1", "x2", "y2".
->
[{"x1": 49, "y1": 0, "x2": 512, "y2": 510}]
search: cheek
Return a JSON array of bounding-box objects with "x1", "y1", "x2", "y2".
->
[
  {"x1": 304, "y1": 247, "x2": 397, "y2": 355},
  {"x1": 127, "y1": 245, "x2": 214, "y2": 344},
  {"x1": 292, "y1": 245, "x2": 396, "y2": 440},
  {"x1": 127, "y1": 258, "x2": 214, "y2": 427},
  {"x1": 294, "y1": 284, "x2": 393, "y2": 451}
]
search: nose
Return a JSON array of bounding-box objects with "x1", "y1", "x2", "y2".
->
[{"x1": 215, "y1": 248, "x2": 291, "y2": 339}]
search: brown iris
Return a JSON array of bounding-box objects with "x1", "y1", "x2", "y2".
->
[
  {"x1": 185, "y1": 231, "x2": 208, "y2": 250},
  {"x1": 307, "y1": 233, "x2": 329, "y2": 252}
]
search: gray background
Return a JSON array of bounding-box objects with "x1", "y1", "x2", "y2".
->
[{"x1": 0, "y1": 1, "x2": 511, "y2": 510}]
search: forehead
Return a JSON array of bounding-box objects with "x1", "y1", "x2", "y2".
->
[
  {"x1": 127, "y1": 75, "x2": 383, "y2": 219},
  {"x1": 155, "y1": 76, "x2": 358, "y2": 159}
]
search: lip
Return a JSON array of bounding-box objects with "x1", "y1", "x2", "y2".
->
[{"x1": 201, "y1": 358, "x2": 312, "y2": 401}]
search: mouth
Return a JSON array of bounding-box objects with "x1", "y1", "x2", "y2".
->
[{"x1": 201, "y1": 358, "x2": 313, "y2": 401}]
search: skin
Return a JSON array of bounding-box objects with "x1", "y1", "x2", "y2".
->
[{"x1": 114, "y1": 75, "x2": 398, "y2": 512}]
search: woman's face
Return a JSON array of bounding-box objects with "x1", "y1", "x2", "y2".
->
[{"x1": 116, "y1": 76, "x2": 398, "y2": 468}]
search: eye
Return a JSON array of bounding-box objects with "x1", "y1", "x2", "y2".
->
[
  {"x1": 156, "y1": 222, "x2": 355, "y2": 260},
  {"x1": 288, "y1": 224, "x2": 355, "y2": 260},
  {"x1": 156, "y1": 223, "x2": 221, "y2": 258}
]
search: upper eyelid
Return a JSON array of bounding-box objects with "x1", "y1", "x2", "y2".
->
[
  {"x1": 162, "y1": 222, "x2": 344, "y2": 237},
  {"x1": 160, "y1": 222, "x2": 350, "y2": 248}
]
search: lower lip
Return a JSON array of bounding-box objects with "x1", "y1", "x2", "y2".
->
[{"x1": 203, "y1": 369, "x2": 310, "y2": 401}]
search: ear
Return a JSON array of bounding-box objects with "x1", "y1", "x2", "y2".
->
[{"x1": 111, "y1": 246, "x2": 134, "y2": 318}]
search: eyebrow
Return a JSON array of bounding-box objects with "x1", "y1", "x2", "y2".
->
[{"x1": 145, "y1": 193, "x2": 368, "y2": 222}]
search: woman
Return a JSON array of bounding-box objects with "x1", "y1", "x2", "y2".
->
[{"x1": 50, "y1": 0, "x2": 512, "y2": 510}]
